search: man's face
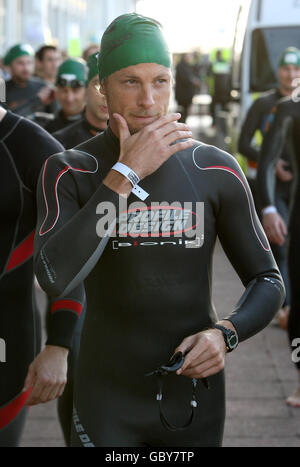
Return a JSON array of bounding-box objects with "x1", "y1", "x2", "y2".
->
[
  {"x1": 278, "y1": 64, "x2": 300, "y2": 93},
  {"x1": 41, "y1": 50, "x2": 62, "y2": 80},
  {"x1": 101, "y1": 63, "x2": 172, "y2": 135},
  {"x1": 10, "y1": 55, "x2": 33, "y2": 82},
  {"x1": 86, "y1": 76, "x2": 109, "y2": 122},
  {"x1": 56, "y1": 85, "x2": 86, "y2": 116}
]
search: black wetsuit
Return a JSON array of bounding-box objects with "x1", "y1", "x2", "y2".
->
[
  {"x1": 34, "y1": 127, "x2": 284, "y2": 447},
  {"x1": 53, "y1": 115, "x2": 103, "y2": 149},
  {"x1": 45, "y1": 110, "x2": 84, "y2": 134},
  {"x1": 0, "y1": 111, "x2": 84, "y2": 447},
  {"x1": 4, "y1": 77, "x2": 55, "y2": 117},
  {"x1": 52, "y1": 114, "x2": 104, "y2": 445},
  {"x1": 257, "y1": 98, "x2": 300, "y2": 370},
  {"x1": 238, "y1": 89, "x2": 292, "y2": 307}
]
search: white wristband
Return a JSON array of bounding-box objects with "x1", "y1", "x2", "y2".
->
[
  {"x1": 111, "y1": 162, "x2": 149, "y2": 201},
  {"x1": 262, "y1": 206, "x2": 278, "y2": 216}
]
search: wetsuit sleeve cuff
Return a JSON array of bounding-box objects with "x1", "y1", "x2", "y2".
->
[{"x1": 46, "y1": 309, "x2": 82, "y2": 349}]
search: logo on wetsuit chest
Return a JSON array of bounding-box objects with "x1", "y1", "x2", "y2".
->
[{"x1": 96, "y1": 200, "x2": 204, "y2": 249}]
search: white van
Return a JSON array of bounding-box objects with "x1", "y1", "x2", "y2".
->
[{"x1": 227, "y1": 0, "x2": 300, "y2": 173}]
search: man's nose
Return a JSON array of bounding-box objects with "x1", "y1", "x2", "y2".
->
[
  {"x1": 138, "y1": 84, "x2": 155, "y2": 108},
  {"x1": 65, "y1": 89, "x2": 75, "y2": 102}
]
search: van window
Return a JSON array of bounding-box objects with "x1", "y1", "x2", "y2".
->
[{"x1": 250, "y1": 26, "x2": 300, "y2": 92}]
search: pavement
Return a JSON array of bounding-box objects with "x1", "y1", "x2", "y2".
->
[{"x1": 19, "y1": 112, "x2": 300, "y2": 448}]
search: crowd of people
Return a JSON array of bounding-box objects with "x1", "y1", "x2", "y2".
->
[{"x1": 0, "y1": 12, "x2": 299, "y2": 449}]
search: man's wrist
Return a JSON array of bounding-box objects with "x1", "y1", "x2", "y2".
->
[
  {"x1": 45, "y1": 345, "x2": 69, "y2": 355},
  {"x1": 262, "y1": 206, "x2": 277, "y2": 216},
  {"x1": 214, "y1": 320, "x2": 239, "y2": 353},
  {"x1": 103, "y1": 170, "x2": 132, "y2": 197}
]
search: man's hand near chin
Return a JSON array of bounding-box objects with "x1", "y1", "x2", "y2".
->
[{"x1": 23, "y1": 345, "x2": 69, "y2": 406}]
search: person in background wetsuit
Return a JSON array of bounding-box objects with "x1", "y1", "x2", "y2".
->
[
  {"x1": 45, "y1": 58, "x2": 86, "y2": 134},
  {"x1": 53, "y1": 52, "x2": 108, "y2": 149},
  {"x1": 175, "y1": 53, "x2": 200, "y2": 123},
  {"x1": 0, "y1": 106, "x2": 84, "y2": 447},
  {"x1": 209, "y1": 49, "x2": 230, "y2": 127},
  {"x1": 257, "y1": 96, "x2": 300, "y2": 408},
  {"x1": 34, "y1": 13, "x2": 284, "y2": 447},
  {"x1": 34, "y1": 45, "x2": 62, "y2": 118},
  {"x1": 51, "y1": 52, "x2": 107, "y2": 446},
  {"x1": 239, "y1": 47, "x2": 300, "y2": 328},
  {"x1": 3, "y1": 44, "x2": 55, "y2": 117}
]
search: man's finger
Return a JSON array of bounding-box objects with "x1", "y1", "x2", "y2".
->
[
  {"x1": 182, "y1": 361, "x2": 224, "y2": 379},
  {"x1": 168, "y1": 139, "x2": 194, "y2": 155},
  {"x1": 279, "y1": 219, "x2": 287, "y2": 237},
  {"x1": 57, "y1": 382, "x2": 66, "y2": 399},
  {"x1": 157, "y1": 121, "x2": 191, "y2": 138},
  {"x1": 145, "y1": 112, "x2": 182, "y2": 132},
  {"x1": 177, "y1": 342, "x2": 207, "y2": 374},
  {"x1": 164, "y1": 131, "x2": 193, "y2": 146},
  {"x1": 23, "y1": 366, "x2": 35, "y2": 393},
  {"x1": 47, "y1": 383, "x2": 62, "y2": 402},
  {"x1": 26, "y1": 378, "x2": 48, "y2": 405},
  {"x1": 113, "y1": 113, "x2": 130, "y2": 145}
]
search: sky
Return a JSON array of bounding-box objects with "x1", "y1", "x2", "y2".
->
[{"x1": 136, "y1": 0, "x2": 242, "y2": 53}]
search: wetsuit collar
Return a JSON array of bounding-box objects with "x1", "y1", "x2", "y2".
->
[
  {"x1": 59, "y1": 109, "x2": 84, "y2": 123},
  {"x1": 82, "y1": 114, "x2": 106, "y2": 137},
  {"x1": 103, "y1": 124, "x2": 121, "y2": 162}
]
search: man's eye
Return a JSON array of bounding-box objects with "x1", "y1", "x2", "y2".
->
[{"x1": 126, "y1": 79, "x2": 136, "y2": 84}]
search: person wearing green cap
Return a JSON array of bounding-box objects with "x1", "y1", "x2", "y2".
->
[
  {"x1": 257, "y1": 93, "x2": 300, "y2": 408},
  {"x1": 53, "y1": 53, "x2": 108, "y2": 149},
  {"x1": 3, "y1": 43, "x2": 56, "y2": 117},
  {"x1": 239, "y1": 46, "x2": 300, "y2": 329},
  {"x1": 34, "y1": 13, "x2": 284, "y2": 447},
  {"x1": 45, "y1": 58, "x2": 87, "y2": 134}
]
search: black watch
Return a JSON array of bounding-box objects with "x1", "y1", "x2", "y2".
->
[{"x1": 214, "y1": 324, "x2": 238, "y2": 353}]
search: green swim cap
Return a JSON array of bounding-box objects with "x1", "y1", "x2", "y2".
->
[
  {"x1": 279, "y1": 47, "x2": 300, "y2": 68},
  {"x1": 4, "y1": 44, "x2": 34, "y2": 66},
  {"x1": 87, "y1": 52, "x2": 100, "y2": 85},
  {"x1": 98, "y1": 13, "x2": 172, "y2": 82},
  {"x1": 56, "y1": 58, "x2": 87, "y2": 86}
]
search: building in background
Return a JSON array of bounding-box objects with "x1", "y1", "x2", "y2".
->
[{"x1": 0, "y1": 0, "x2": 136, "y2": 58}]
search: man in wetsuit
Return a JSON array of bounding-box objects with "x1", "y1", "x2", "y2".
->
[
  {"x1": 52, "y1": 52, "x2": 107, "y2": 446},
  {"x1": 3, "y1": 44, "x2": 55, "y2": 117},
  {"x1": 257, "y1": 95, "x2": 300, "y2": 408},
  {"x1": 45, "y1": 58, "x2": 87, "y2": 134},
  {"x1": 209, "y1": 49, "x2": 231, "y2": 127},
  {"x1": 0, "y1": 106, "x2": 84, "y2": 446},
  {"x1": 53, "y1": 53, "x2": 108, "y2": 149},
  {"x1": 34, "y1": 14, "x2": 285, "y2": 447},
  {"x1": 239, "y1": 47, "x2": 300, "y2": 328},
  {"x1": 175, "y1": 53, "x2": 200, "y2": 123}
]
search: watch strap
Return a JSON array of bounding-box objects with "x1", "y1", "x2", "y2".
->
[{"x1": 214, "y1": 324, "x2": 238, "y2": 352}]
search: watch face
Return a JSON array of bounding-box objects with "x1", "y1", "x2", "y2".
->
[{"x1": 228, "y1": 333, "x2": 238, "y2": 349}]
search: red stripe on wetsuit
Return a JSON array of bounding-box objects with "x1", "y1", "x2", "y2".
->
[
  {"x1": 6, "y1": 231, "x2": 35, "y2": 272},
  {"x1": 51, "y1": 299, "x2": 83, "y2": 316},
  {"x1": 0, "y1": 388, "x2": 32, "y2": 430}
]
